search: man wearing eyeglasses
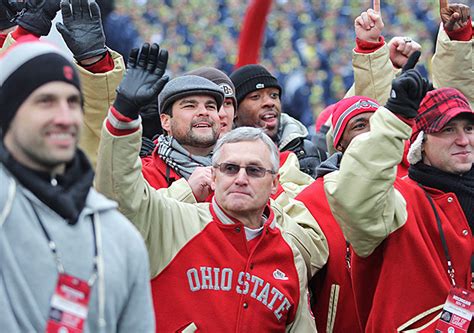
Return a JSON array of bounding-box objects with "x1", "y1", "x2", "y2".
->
[{"x1": 95, "y1": 44, "x2": 316, "y2": 332}]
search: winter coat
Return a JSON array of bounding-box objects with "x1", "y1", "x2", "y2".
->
[
  {"x1": 324, "y1": 108, "x2": 472, "y2": 332},
  {"x1": 432, "y1": 23, "x2": 473, "y2": 108},
  {"x1": 0, "y1": 164, "x2": 154, "y2": 332},
  {"x1": 95, "y1": 124, "x2": 318, "y2": 332}
]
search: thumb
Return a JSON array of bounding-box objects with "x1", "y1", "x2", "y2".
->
[
  {"x1": 151, "y1": 75, "x2": 169, "y2": 97},
  {"x1": 401, "y1": 50, "x2": 421, "y2": 72},
  {"x1": 55, "y1": 22, "x2": 70, "y2": 38}
]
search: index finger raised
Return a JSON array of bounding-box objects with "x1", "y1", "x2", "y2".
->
[
  {"x1": 439, "y1": 0, "x2": 448, "y2": 10},
  {"x1": 373, "y1": 0, "x2": 381, "y2": 13}
]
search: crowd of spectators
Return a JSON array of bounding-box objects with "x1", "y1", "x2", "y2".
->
[{"x1": 101, "y1": 0, "x2": 471, "y2": 130}]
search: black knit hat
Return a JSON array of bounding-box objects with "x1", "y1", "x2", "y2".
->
[
  {"x1": 230, "y1": 64, "x2": 282, "y2": 105},
  {"x1": 0, "y1": 39, "x2": 82, "y2": 134}
]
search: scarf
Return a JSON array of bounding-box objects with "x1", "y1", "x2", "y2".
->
[
  {"x1": 409, "y1": 163, "x2": 474, "y2": 231},
  {"x1": 0, "y1": 143, "x2": 94, "y2": 224},
  {"x1": 156, "y1": 135, "x2": 212, "y2": 180}
]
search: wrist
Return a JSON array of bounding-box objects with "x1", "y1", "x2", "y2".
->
[
  {"x1": 106, "y1": 106, "x2": 141, "y2": 136},
  {"x1": 444, "y1": 19, "x2": 472, "y2": 41},
  {"x1": 113, "y1": 93, "x2": 139, "y2": 120},
  {"x1": 354, "y1": 36, "x2": 385, "y2": 54}
]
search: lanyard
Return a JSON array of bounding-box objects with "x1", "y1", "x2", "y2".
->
[
  {"x1": 421, "y1": 187, "x2": 457, "y2": 287},
  {"x1": 28, "y1": 199, "x2": 99, "y2": 287}
]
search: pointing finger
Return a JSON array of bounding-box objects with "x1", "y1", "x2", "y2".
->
[
  {"x1": 439, "y1": 0, "x2": 448, "y2": 10},
  {"x1": 373, "y1": 0, "x2": 381, "y2": 13}
]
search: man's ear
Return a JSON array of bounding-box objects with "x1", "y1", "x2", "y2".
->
[
  {"x1": 270, "y1": 174, "x2": 279, "y2": 195},
  {"x1": 160, "y1": 114, "x2": 171, "y2": 134},
  {"x1": 210, "y1": 167, "x2": 217, "y2": 191}
]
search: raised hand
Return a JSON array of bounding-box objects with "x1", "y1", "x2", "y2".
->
[
  {"x1": 113, "y1": 43, "x2": 169, "y2": 120},
  {"x1": 385, "y1": 69, "x2": 427, "y2": 119},
  {"x1": 439, "y1": 0, "x2": 470, "y2": 31},
  {"x1": 16, "y1": 0, "x2": 61, "y2": 36},
  {"x1": 56, "y1": 0, "x2": 107, "y2": 61},
  {"x1": 388, "y1": 36, "x2": 422, "y2": 69},
  {"x1": 354, "y1": 0, "x2": 384, "y2": 43}
]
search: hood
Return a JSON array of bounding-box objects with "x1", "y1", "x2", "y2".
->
[{"x1": 278, "y1": 113, "x2": 309, "y2": 150}]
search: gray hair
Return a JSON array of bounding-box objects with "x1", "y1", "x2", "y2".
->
[{"x1": 212, "y1": 127, "x2": 280, "y2": 172}]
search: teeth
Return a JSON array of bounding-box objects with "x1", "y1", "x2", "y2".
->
[
  {"x1": 262, "y1": 115, "x2": 275, "y2": 120},
  {"x1": 50, "y1": 133, "x2": 73, "y2": 139}
]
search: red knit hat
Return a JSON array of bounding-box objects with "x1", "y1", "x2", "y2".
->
[
  {"x1": 411, "y1": 87, "x2": 473, "y2": 143},
  {"x1": 315, "y1": 103, "x2": 336, "y2": 132},
  {"x1": 331, "y1": 96, "x2": 380, "y2": 148}
]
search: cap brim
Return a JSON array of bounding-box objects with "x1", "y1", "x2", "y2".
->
[{"x1": 425, "y1": 107, "x2": 474, "y2": 134}]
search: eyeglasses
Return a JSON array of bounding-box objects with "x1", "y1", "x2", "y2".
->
[{"x1": 214, "y1": 163, "x2": 276, "y2": 178}]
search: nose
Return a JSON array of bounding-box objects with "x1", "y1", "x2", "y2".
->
[
  {"x1": 196, "y1": 103, "x2": 211, "y2": 117},
  {"x1": 455, "y1": 130, "x2": 470, "y2": 146},
  {"x1": 261, "y1": 93, "x2": 275, "y2": 108},
  {"x1": 53, "y1": 101, "x2": 79, "y2": 126},
  {"x1": 218, "y1": 105, "x2": 226, "y2": 120},
  {"x1": 234, "y1": 167, "x2": 249, "y2": 185}
]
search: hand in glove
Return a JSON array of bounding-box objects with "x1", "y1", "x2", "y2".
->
[
  {"x1": 56, "y1": 0, "x2": 107, "y2": 61},
  {"x1": 113, "y1": 43, "x2": 169, "y2": 120},
  {"x1": 16, "y1": 0, "x2": 61, "y2": 36},
  {"x1": 385, "y1": 69, "x2": 430, "y2": 119}
]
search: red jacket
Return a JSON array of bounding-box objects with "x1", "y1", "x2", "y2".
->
[
  {"x1": 141, "y1": 147, "x2": 181, "y2": 189},
  {"x1": 150, "y1": 203, "x2": 306, "y2": 332},
  {"x1": 296, "y1": 177, "x2": 362, "y2": 333},
  {"x1": 352, "y1": 177, "x2": 472, "y2": 332}
]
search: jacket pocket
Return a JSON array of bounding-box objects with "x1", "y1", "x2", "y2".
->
[
  {"x1": 176, "y1": 322, "x2": 198, "y2": 333},
  {"x1": 397, "y1": 304, "x2": 444, "y2": 332},
  {"x1": 326, "y1": 284, "x2": 340, "y2": 333}
]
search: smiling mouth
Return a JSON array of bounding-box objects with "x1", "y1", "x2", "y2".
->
[{"x1": 193, "y1": 122, "x2": 212, "y2": 128}]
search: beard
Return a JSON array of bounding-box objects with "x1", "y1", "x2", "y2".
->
[{"x1": 171, "y1": 117, "x2": 219, "y2": 149}]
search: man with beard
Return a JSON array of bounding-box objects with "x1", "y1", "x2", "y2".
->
[
  {"x1": 138, "y1": 70, "x2": 224, "y2": 188},
  {"x1": 230, "y1": 64, "x2": 323, "y2": 178}
]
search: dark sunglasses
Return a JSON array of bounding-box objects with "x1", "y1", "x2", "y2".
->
[{"x1": 214, "y1": 163, "x2": 276, "y2": 178}]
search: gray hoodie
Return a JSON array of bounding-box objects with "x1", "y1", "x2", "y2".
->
[{"x1": 0, "y1": 165, "x2": 154, "y2": 332}]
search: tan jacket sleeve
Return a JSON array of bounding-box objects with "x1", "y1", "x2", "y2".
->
[
  {"x1": 431, "y1": 23, "x2": 473, "y2": 107},
  {"x1": 271, "y1": 198, "x2": 329, "y2": 279},
  {"x1": 277, "y1": 152, "x2": 314, "y2": 202},
  {"x1": 281, "y1": 230, "x2": 317, "y2": 332},
  {"x1": 344, "y1": 43, "x2": 397, "y2": 104},
  {"x1": 95, "y1": 124, "x2": 211, "y2": 277},
  {"x1": 0, "y1": 32, "x2": 15, "y2": 54},
  {"x1": 77, "y1": 50, "x2": 125, "y2": 169},
  {"x1": 323, "y1": 108, "x2": 409, "y2": 257}
]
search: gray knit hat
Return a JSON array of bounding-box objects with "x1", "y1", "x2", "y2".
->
[
  {"x1": 186, "y1": 67, "x2": 237, "y2": 108},
  {"x1": 158, "y1": 75, "x2": 224, "y2": 115}
]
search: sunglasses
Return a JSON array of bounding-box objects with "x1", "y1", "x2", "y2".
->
[{"x1": 214, "y1": 163, "x2": 276, "y2": 178}]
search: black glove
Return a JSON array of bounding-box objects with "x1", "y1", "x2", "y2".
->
[
  {"x1": 401, "y1": 50, "x2": 421, "y2": 72},
  {"x1": 0, "y1": 1, "x2": 18, "y2": 30},
  {"x1": 56, "y1": 0, "x2": 106, "y2": 61},
  {"x1": 139, "y1": 136, "x2": 156, "y2": 157},
  {"x1": 385, "y1": 69, "x2": 429, "y2": 119},
  {"x1": 113, "y1": 43, "x2": 169, "y2": 120},
  {"x1": 16, "y1": 0, "x2": 60, "y2": 36}
]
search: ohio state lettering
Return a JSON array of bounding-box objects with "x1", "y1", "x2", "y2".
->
[{"x1": 186, "y1": 267, "x2": 292, "y2": 320}]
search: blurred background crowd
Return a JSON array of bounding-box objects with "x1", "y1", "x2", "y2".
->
[{"x1": 97, "y1": 0, "x2": 472, "y2": 131}]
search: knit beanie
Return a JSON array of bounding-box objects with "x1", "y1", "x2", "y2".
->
[
  {"x1": 186, "y1": 67, "x2": 237, "y2": 109},
  {"x1": 407, "y1": 87, "x2": 473, "y2": 164},
  {"x1": 331, "y1": 96, "x2": 380, "y2": 149},
  {"x1": 230, "y1": 64, "x2": 282, "y2": 105},
  {"x1": 0, "y1": 38, "x2": 81, "y2": 134},
  {"x1": 158, "y1": 75, "x2": 224, "y2": 115}
]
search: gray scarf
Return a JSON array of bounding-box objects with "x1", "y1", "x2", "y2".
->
[{"x1": 157, "y1": 135, "x2": 212, "y2": 179}]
